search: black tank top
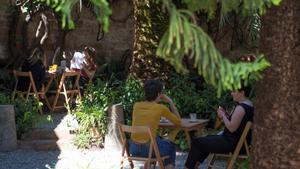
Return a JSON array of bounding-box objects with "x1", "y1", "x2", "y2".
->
[{"x1": 223, "y1": 103, "x2": 254, "y2": 143}]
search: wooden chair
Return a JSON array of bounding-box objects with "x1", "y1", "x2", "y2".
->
[
  {"x1": 207, "y1": 121, "x2": 252, "y2": 169},
  {"x1": 49, "y1": 71, "x2": 81, "y2": 112},
  {"x1": 12, "y1": 70, "x2": 51, "y2": 114},
  {"x1": 118, "y1": 124, "x2": 169, "y2": 169}
]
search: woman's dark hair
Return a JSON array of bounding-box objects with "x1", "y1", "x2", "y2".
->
[
  {"x1": 238, "y1": 83, "x2": 252, "y2": 97},
  {"x1": 144, "y1": 80, "x2": 163, "y2": 101}
]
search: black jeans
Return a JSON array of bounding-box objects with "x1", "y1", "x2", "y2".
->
[{"x1": 185, "y1": 135, "x2": 237, "y2": 169}]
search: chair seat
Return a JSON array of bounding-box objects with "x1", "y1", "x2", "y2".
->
[
  {"x1": 119, "y1": 125, "x2": 168, "y2": 169},
  {"x1": 60, "y1": 90, "x2": 80, "y2": 94},
  {"x1": 214, "y1": 153, "x2": 248, "y2": 159},
  {"x1": 12, "y1": 70, "x2": 51, "y2": 114},
  {"x1": 126, "y1": 155, "x2": 169, "y2": 162}
]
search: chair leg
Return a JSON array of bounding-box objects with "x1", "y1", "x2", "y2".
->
[
  {"x1": 120, "y1": 159, "x2": 124, "y2": 169},
  {"x1": 129, "y1": 160, "x2": 134, "y2": 169},
  {"x1": 43, "y1": 95, "x2": 52, "y2": 110},
  {"x1": 151, "y1": 161, "x2": 156, "y2": 169},
  {"x1": 227, "y1": 158, "x2": 236, "y2": 169},
  {"x1": 207, "y1": 154, "x2": 216, "y2": 169}
]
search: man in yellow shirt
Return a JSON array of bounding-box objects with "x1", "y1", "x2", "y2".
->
[{"x1": 129, "y1": 80, "x2": 181, "y2": 169}]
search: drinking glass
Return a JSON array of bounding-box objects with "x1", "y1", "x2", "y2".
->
[{"x1": 189, "y1": 113, "x2": 197, "y2": 121}]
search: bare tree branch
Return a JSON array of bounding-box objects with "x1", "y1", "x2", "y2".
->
[{"x1": 39, "y1": 13, "x2": 48, "y2": 45}]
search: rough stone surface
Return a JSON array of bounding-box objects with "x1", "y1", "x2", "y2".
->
[
  {"x1": 105, "y1": 103, "x2": 124, "y2": 152},
  {"x1": 0, "y1": 105, "x2": 17, "y2": 152},
  {"x1": 0, "y1": 0, "x2": 134, "y2": 67}
]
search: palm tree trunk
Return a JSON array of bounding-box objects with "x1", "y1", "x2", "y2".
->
[
  {"x1": 130, "y1": 0, "x2": 174, "y2": 81},
  {"x1": 252, "y1": 0, "x2": 300, "y2": 168}
]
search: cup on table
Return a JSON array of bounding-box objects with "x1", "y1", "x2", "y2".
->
[
  {"x1": 189, "y1": 113, "x2": 197, "y2": 121},
  {"x1": 160, "y1": 117, "x2": 168, "y2": 123},
  {"x1": 61, "y1": 60, "x2": 66, "y2": 70}
]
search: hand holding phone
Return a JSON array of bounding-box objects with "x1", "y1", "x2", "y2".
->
[{"x1": 217, "y1": 106, "x2": 226, "y2": 118}]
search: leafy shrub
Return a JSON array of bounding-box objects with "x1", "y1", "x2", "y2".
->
[
  {"x1": 73, "y1": 81, "x2": 110, "y2": 148},
  {"x1": 165, "y1": 74, "x2": 234, "y2": 127},
  {"x1": 73, "y1": 130, "x2": 93, "y2": 149},
  {"x1": 119, "y1": 77, "x2": 144, "y2": 125},
  {"x1": 0, "y1": 90, "x2": 51, "y2": 138}
]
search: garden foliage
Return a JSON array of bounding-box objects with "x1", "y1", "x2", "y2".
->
[
  {"x1": 73, "y1": 74, "x2": 236, "y2": 149},
  {"x1": 0, "y1": 91, "x2": 51, "y2": 138}
]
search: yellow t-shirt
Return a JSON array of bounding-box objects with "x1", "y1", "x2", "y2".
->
[{"x1": 131, "y1": 102, "x2": 181, "y2": 142}]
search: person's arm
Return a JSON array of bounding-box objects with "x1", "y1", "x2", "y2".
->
[
  {"x1": 218, "y1": 105, "x2": 245, "y2": 132},
  {"x1": 161, "y1": 106, "x2": 181, "y2": 126},
  {"x1": 82, "y1": 65, "x2": 96, "y2": 79},
  {"x1": 158, "y1": 94, "x2": 181, "y2": 118}
]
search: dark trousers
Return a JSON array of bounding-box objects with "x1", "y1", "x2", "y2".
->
[{"x1": 185, "y1": 135, "x2": 237, "y2": 169}]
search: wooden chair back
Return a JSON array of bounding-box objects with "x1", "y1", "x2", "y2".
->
[
  {"x1": 118, "y1": 124, "x2": 168, "y2": 169},
  {"x1": 50, "y1": 71, "x2": 81, "y2": 112},
  {"x1": 207, "y1": 121, "x2": 252, "y2": 169},
  {"x1": 12, "y1": 70, "x2": 51, "y2": 114}
]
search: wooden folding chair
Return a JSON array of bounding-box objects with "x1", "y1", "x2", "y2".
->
[
  {"x1": 12, "y1": 70, "x2": 51, "y2": 114},
  {"x1": 207, "y1": 121, "x2": 252, "y2": 169},
  {"x1": 50, "y1": 71, "x2": 81, "y2": 113},
  {"x1": 118, "y1": 124, "x2": 169, "y2": 169}
]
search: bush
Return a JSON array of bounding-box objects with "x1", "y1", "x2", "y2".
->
[
  {"x1": 119, "y1": 77, "x2": 144, "y2": 125},
  {"x1": 73, "y1": 81, "x2": 110, "y2": 148},
  {"x1": 165, "y1": 74, "x2": 234, "y2": 127},
  {"x1": 0, "y1": 90, "x2": 51, "y2": 138},
  {"x1": 72, "y1": 73, "x2": 236, "y2": 149}
]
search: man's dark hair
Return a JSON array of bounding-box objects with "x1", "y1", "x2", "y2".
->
[
  {"x1": 144, "y1": 80, "x2": 163, "y2": 101},
  {"x1": 238, "y1": 83, "x2": 252, "y2": 97}
]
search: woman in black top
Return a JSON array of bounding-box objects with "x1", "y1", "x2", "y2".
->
[
  {"x1": 17, "y1": 47, "x2": 46, "y2": 92},
  {"x1": 185, "y1": 85, "x2": 254, "y2": 169}
]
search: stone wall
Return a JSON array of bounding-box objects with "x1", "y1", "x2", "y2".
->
[
  {"x1": 0, "y1": 0, "x2": 134, "y2": 68},
  {"x1": 0, "y1": 0, "x2": 11, "y2": 66}
]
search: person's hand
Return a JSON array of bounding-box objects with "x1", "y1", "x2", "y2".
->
[
  {"x1": 217, "y1": 106, "x2": 226, "y2": 118},
  {"x1": 157, "y1": 94, "x2": 173, "y2": 104}
]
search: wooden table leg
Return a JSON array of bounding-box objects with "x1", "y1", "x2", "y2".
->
[{"x1": 196, "y1": 128, "x2": 204, "y2": 137}]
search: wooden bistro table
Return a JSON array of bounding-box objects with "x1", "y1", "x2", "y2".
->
[{"x1": 159, "y1": 118, "x2": 209, "y2": 149}]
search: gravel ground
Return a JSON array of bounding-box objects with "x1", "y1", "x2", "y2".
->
[
  {"x1": 0, "y1": 114, "x2": 225, "y2": 169},
  {"x1": 0, "y1": 149, "x2": 225, "y2": 169}
]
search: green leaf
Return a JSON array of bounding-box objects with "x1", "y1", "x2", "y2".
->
[{"x1": 157, "y1": 1, "x2": 272, "y2": 95}]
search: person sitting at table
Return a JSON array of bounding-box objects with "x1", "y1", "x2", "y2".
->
[
  {"x1": 129, "y1": 79, "x2": 181, "y2": 169},
  {"x1": 17, "y1": 47, "x2": 46, "y2": 92},
  {"x1": 184, "y1": 84, "x2": 254, "y2": 169},
  {"x1": 70, "y1": 46, "x2": 97, "y2": 94}
]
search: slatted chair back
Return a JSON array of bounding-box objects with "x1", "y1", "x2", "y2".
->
[
  {"x1": 207, "y1": 121, "x2": 252, "y2": 169},
  {"x1": 12, "y1": 70, "x2": 51, "y2": 114},
  {"x1": 118, "y1": 124, "x2": 168, "y2": 169},
  {"x1": 50, "y1": 71, "x2": 81, "y2": 112}
]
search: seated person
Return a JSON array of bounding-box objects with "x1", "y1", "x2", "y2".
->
[
  {"x1": 17, "y1": 47, "x2": 46, "y2": 92},
  {"x1": 129, "y1": 80, "x2": 181, "y2": 169},
  {"x1": 70, "y1": 46, "x2": 97, "y2": 94},
  {"x1": 185, "y1": 84, "x2": 254, "y2": 169}
]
